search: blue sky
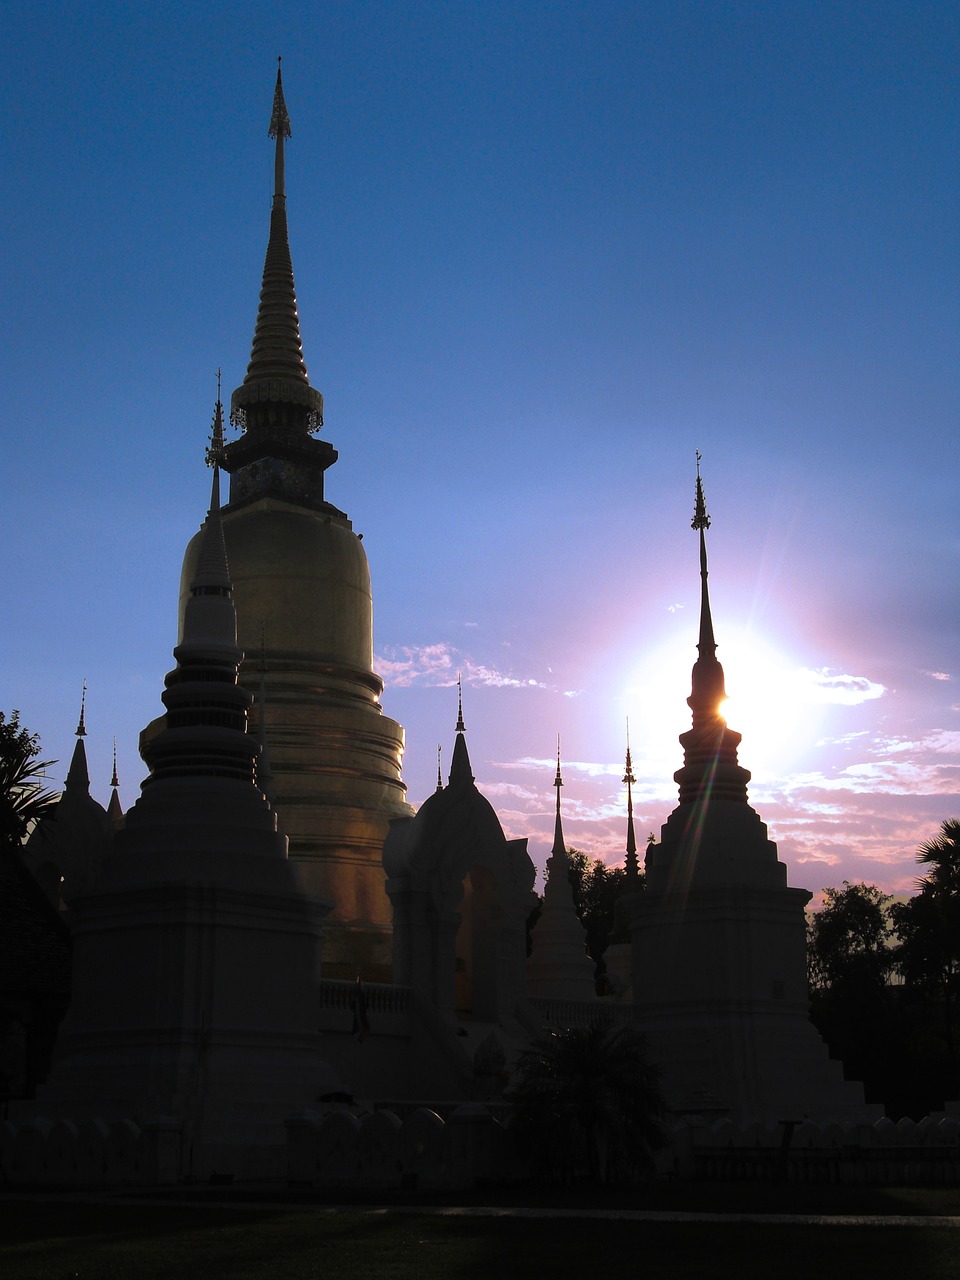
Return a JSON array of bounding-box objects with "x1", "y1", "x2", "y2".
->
[{"x1": 3, "y1": 1, "x2": 958, "y2": 895}]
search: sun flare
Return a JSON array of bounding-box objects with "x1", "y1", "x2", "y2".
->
[{"x1": 624, "y1": 625, "x2": 827, "y2": 781}]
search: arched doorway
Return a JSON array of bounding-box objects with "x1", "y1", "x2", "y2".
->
[{"x1": 454, "y1": 865, "x2": 500, "y2": 1020}]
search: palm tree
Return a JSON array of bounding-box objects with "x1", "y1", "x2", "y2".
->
[
  {"x1": 0, "y1": 710, "x2": 57, "y2": 848},
  {"x1": 917, "y1": 819, "x2": 960, "y2": 896},
  {"x1": 892, "y1": 819, "x2": 960, "y2": 1064},
  {"x1": 510, "y1": 1019, "x2": 667, "y2": 1185}
]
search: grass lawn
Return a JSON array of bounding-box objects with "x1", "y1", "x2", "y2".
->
[{"x1": 2, "y1": 1190, "x2": 959, "y2": 1280}]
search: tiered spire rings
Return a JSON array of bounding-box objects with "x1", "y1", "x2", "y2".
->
[{"x1": 230, "y1": 60, "x2": 323, "y2": 434}]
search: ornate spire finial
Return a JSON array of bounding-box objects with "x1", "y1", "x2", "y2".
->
[
  {"x1": 448, "y1": 676, "x2": 474, "y2": 787},
  {"x1": 623, "y1": 719, "x2": 638, "y2": 876},
  {"x1": 691, "y1": 453, "x2": 717, "y2": 663},
  {"x1": 692, "y1": 449, "x2": 711, "y2": 531},
  {"x1": 551, "y1": 735, "x2": 567, "y2": 858},
  {"x1": 624, "y1": 717, "x2": 635, "y2": 782},
  {"x1": 269, "y1": 58, "x2": 292, "y2": 203},
  {"x1": 110, "y1": 736, "x2": 119, "y2": 789},
  {"x1": 76, "y1": 680, "x2": 87, "y2": 737},
  {"x1": 436, "y1": 744, "x2": 443, "y2": 792},
  {"x1": 205, "y1": 378, "x2": 226, "y2": 509},
  {"x1": 269, "y1": 58, "x2": 292, "y2": 143}
]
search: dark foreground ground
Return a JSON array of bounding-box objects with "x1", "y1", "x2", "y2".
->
[{"x1": 2, "y1": 1182, "x2": 960, "y2": 1280}]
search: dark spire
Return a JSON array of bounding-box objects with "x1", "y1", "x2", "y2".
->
[
  {"x1": 140, "y1": 467, "x2": 258, "y2": 789},
  {"x1": 108, "y1": 737, "x2": 123, "y2": 827},
  {"x1": 456, "y1": 672, "x2": 466, "y2": 733},
  {"x1": 623, "y1": 720, "x2": 639, "y2": 880},
  {"x1": 552, "y1": 736, "x2": 565, "y2": 856},
  {"x1": 449, "y1": 675, "x2": 474, "y2": 788},
  {"x1": 527, "y1": 736, "x2": 595, "y2": 999},
  {"x1": 435, "y1": 744, "x2": 443, "y2": 792},
  {"x1": 230, "y1": 61, "x2": 324, "y2": 436},
  {"x1": 205, "y1": 375, "x2": 226, "y2": 508},
  {"x1": 688, "y1": 450, "x2": 725, "y2": 722},
  {"x1": 65, "y1": 682, "x2": 91, "y2": 791},
  {"x1": 674, "y1": 457, "x2": 751, "y2": 806}
]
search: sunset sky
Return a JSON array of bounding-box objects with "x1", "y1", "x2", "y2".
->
[{"x1": 4, "y1": 2, "x2": 958, "y2": 898}]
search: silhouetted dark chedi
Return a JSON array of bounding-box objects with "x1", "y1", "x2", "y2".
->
[{"x1": 630, "y1": 461, "x2": 876, "y2": 1123}]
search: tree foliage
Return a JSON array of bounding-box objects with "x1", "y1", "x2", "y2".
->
[
  {"x1": 509, "y1": 1019, "x2": 666, "y2": 1184},
  {"x1": 891, "y1": 820, "x2": 960, "y2": 1056},
  {"x1": 807, "y1": 880, "x2": 896, "y2": 993},
  {"x1": 566, "y1": 849, "x2": 632, "y2": 966},
  {"x1": 808, "y1": 824, "x2": 960, "y2": 1116},
  {"x1": 0, "y1": 710, "x2": 57, "y2": 848}
]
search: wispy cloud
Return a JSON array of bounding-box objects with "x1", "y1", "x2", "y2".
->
[
  {"x1": 924, "y1": 670, "x2": 952, "y2": 682},
  {"x1": 376, "y1": 642, "x2": 548, "y2": 690},
  {"x1": 496, "y1": 755, "x2": 622, "y2": 779},
  {"x1": 799, "y1": 668, "x2": 885, "y2": 706}
]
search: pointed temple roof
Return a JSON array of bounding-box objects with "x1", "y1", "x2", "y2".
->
[
  {"x1": 673, "y1": 457, "x2": 751, "y2": 807},
  {"x1": 65, "y1": 684, "x2": 90, "y2": 792},
  {"x1": 25, "y1": 687, "x2": 113, "y2": 906},
  {"x1": 107, "y1": 737, "x2": 123, "y2": 829},
  {"x1": 382, "y1": 682, "x2": 529, "y2": 902},
  {"x1": 527, "y1": 739, "x2": 596, "y2": 1000}
]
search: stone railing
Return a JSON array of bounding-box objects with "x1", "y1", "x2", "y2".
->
[
  {"x1": 5, "y1": 1109, "x2": 960, "y2": 1188},
  {"x1": 525, "y1": 996, "x2": 639, "y2": 1029},
  {"x1": 318, "y1": 980, "x2": 412, "y2": 1016},
  {"x1": 674, "y1": 1114, "x2": 960, "y2": 1185},
  {"x1": 0, "y1": 1117, "x2": 182, "y2": 1186},
  {"x1": 286, "y1": 1103, "x2": 521, "y2": 1189}
]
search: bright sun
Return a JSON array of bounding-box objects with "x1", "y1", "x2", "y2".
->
[{"x1": 624, "y1": 624, "x2": 826, "y2": 781}]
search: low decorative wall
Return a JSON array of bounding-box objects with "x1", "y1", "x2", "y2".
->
[
  {"x1": 287, "y1": 1103, "x2": 521, "y2": 1189},
  {"x1": 673, "y1": 1114, "x2": 960, "y2": 1184},
  {"x1": 4, "y1": 1110, "x2": 959, "y2": 1188},
  {"x1": 0, "y1": 1116, "x2": 182, "y2": 1186}
]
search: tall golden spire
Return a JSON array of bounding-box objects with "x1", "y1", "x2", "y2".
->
[{"x1": 230, "y1": 60, "x2": 324, "y2": 436}]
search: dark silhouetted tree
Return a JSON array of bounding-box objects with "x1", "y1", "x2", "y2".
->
[
  {"x1": 566, "y1": 849, "x2": 631, "y2": 969},
  {"x1": 892, "y1": 820, "x2": 960, "y2": 1065},
  {"x1": 0, "y1": 710, "x2": 57, "y2": 848},
  {"x1": 807, "y1": 881, "x2": 896, "y2": 993}
]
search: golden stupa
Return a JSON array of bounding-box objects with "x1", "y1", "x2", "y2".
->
[{"x1": 178, "y1": 66, "x2": 412, "y2": 980}]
